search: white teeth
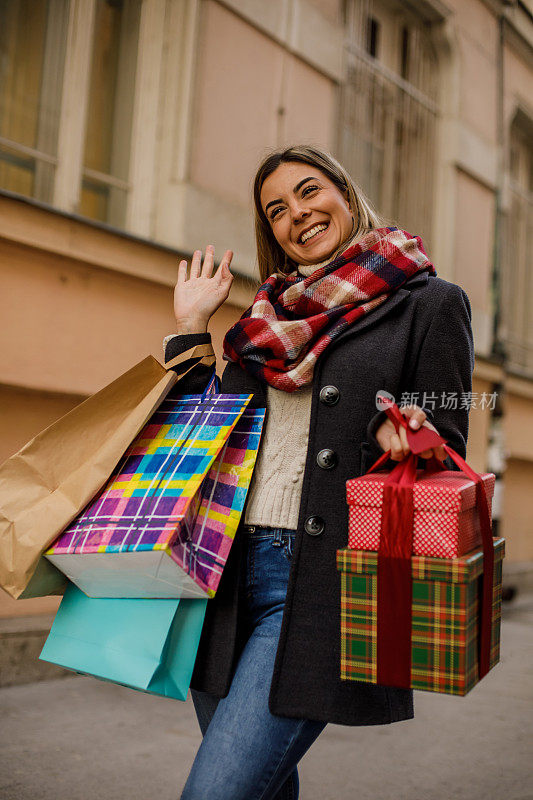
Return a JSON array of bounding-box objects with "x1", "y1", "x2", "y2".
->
[{"x1": 300, "y1": 223, "x2": 328, "y2": 244}]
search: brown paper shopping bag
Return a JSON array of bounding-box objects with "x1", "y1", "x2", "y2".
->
[{"x1": 0, "y1": 344, "x2": 215, "y2": 599}]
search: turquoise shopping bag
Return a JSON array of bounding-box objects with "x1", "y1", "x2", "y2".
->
[{"x1": 40, "y1": 583, "x2": 207, "y2": 700}]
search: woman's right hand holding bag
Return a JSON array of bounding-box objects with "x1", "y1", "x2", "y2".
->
[{"x1": 174, "y1": 245, "x2": 234, "y2": 334}]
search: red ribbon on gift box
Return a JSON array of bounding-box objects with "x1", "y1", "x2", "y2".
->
[{"x1": 366, "y1": 398, "x2": 495, "y2": 688}]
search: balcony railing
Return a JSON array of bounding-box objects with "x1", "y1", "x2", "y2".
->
[{"x1": 339, "y1": 39, "x2": 439, "y2": 248}]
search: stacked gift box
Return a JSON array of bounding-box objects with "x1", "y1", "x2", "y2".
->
[{"x1": 338, "y1": 465, "x2": 504, "y2": 696}]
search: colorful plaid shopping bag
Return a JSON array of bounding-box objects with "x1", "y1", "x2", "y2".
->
[{"x1": 45, "y1": 371, "x2": 265, "y2": 598}]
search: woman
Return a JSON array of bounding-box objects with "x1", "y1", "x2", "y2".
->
[{"x1": 166, "y1": 145, "x2": 474, "y2": 799}]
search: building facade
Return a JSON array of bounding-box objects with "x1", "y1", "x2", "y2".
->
[{"x1": 1, "y1": 0, "x2": 532, "y2": 617}]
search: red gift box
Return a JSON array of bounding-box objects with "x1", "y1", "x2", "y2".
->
[{"x1": 346, "y1": 469, "x2": 495, "y2": 558}]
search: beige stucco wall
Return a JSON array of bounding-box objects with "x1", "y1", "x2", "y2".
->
[
  {"x1": 0, "y1": 385, "x2": 83, "y2": 469},
  {"x1": 498, "y1": 386, "x2": 533, "y2": 563},
  {"x1": 191, "y1": 1, "x2": 285, "y2": 205},
  {"x1": 504, "y1": 389, "x2": 533, "y2": 463},
  {"x1": 454, "y1": 0, "x2": 499, "y2": 147},
  {"x1": 468, "y1": 374, "x2": 493, "y2": 472},
  {"x1": 1, "y1": 240, "x2": 175, "y2": 396},
  {"x1": 501, "y1": 459, "x2": 533, "y2": 562},
  {"x1": 454, "y1": 172, "x2": 495, "y2": 356}
]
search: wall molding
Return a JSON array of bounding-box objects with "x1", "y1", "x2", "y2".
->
[{"x1": 214, "y1": 0, "x2": 344, "y2": 82}]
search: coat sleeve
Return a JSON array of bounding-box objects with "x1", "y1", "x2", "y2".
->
[
  {"x1": 164, "y1": 331, "x2": 217, "y2": 394},
  {"x1": 406, "y1": 284, "x2": 474, "y2": 462},
  {"x1": 366, "y1": 284, "x2": 474, "y2": 470}
]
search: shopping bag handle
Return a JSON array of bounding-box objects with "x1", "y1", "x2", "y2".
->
[{"x1": 202, "y1": 367, "x2": 221, "y2": 400}]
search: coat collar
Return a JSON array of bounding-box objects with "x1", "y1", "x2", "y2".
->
[
  {"x1": 403, "y1": 270, "x2": 430, "y2": 289},
  {"x1": 315, "y1": 268, "x2": 430, "y2": 359}
]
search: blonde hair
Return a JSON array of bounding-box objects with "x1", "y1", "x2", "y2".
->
[{"x1": 253, "y1": 145, "x2": 386, "y2": 284}]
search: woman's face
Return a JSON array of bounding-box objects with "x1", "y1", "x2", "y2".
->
[{"x1": 260, "y1": 161, "x2": 353, "y2": 266}]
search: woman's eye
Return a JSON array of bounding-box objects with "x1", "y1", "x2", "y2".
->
[
  {"x1": 302, "y1": 185, "x2": 319, "y2": 196},
  {"x1": 270, "y1": 207, "x2": 284, "y2": 220}
]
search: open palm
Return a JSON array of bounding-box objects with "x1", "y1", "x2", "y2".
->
[{"x1": 174, "y1": 246, "x2": 234, "y2": 327}]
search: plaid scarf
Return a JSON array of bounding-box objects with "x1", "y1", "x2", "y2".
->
[{"x1": 222, "y1": 227, "x2": 436, "y2": 392}]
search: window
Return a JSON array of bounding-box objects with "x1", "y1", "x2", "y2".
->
[
  {"x1": 339, "y1": 0, "x2": 439, "y2": 246},
  {"x1": 400, "y1": 26, "x2": 409, "y2": 79},
  {"x1": 501, "y1": 112, "x2": 533, "y2": 375},
  {"x1": 80, "y1": 0, "x2": 140, "y2": 226},
  {"x1": 0, "y1": 0, "x2": 140, "y2": 228},
  {"x1": 0, "y1": 0, "x2": 69, "y2": 203},
  {"x1": 366, "y1": 16, "x2": 380, "y2": 58}
]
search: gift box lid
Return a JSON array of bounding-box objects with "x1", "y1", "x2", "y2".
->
[
  {"x1": 346, "y1": 470, "x2": 495, "y2": 514},
  {"x1": 336, "y1": 538, "x2": 505, "y2": 584}
]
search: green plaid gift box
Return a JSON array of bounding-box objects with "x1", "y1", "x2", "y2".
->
[{"x1": 337, "y1": 538, "x2": 505, "y2": 696}]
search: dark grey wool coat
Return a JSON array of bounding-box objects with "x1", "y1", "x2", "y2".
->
[{"x1": 165, "y1": 271, "x2": 474, "y2": 726}]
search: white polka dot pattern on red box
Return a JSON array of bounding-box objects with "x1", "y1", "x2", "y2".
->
[
  {"x1": 346, "y1": 470, "x2": 495, "y2": 558},
  {"x1": 346, "y1": 471, "x2": 495, "y2": 513}
]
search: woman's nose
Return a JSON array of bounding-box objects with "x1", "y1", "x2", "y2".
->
[{"x1": 290, "y1": 203, "x2": 310, "y2": 223}]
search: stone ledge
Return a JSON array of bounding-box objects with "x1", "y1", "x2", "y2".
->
[
  {"x1": 503, "y1": 561, "x2": 533, "y2": 595},
  {"x1": 0, "y1": 614, "x2": 69, "y2": 688}
]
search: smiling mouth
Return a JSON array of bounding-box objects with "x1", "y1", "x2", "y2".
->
[{"x1": 298, "y1": 222, "x2": 329, "y2": 245}]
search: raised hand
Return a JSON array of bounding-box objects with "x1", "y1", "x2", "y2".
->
[{"x1": 174, "y1": 245, "x2": 234, "y2": 333}]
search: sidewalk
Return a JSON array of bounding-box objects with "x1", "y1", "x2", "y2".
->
[{"x1": 0, "y1": 595, "x2": 531, "y2": 800}]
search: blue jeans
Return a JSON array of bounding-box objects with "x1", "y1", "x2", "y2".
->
[{"x1": 180, "y1": 525, "x2": 327, "y2": 800}]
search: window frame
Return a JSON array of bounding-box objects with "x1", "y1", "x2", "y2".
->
[
  {"x1": 339, "y1": 0, "x2": 440, "y2": 247},
  {"x1": 0, "y1": 0, "x2": 171, "y2": 237}
]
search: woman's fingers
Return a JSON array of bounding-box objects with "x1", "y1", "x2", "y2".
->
[
  {"x1": 419, "y1": 446, "x2": 447, "y2": 460},
  {"x1": 400, "y1": 405, "x2": 427, "y2": 430},
  {"x1": 177, "y1": 259, "x2": 188, "y2": 283},
  {"x1": 216, "y1": 249, "x2": 234, "y2": 282},
  {"x1": 189, "y1": 249, "x2": 202, "y2": 279},
  {"x1": 377, "y1": 405, "x2": 446, "y2": 464},
  {"x1": 398, "y1": 425, "x2": 410, "y2": 456},
  {"x1": 390, "y1": 425, "x2": 412, "y2": 459},
  {"x1": 389, "y1": 433, "x2": 404, "y2": 461},
  {"x1": 435, "y1": 445, "x2": 447, "y2": 461},
  {"x1": 202, "y1": 245, "x2": 215, "y2": 278},
  {"x1": 179, "y1": 247, "x2": 233, "y2": 283}
]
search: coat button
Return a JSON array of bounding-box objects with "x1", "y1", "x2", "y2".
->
[
  {"x1": 316, "y1": 448, "x2": 337, "y2": 469},
  {"x1": 305, "y1": 516, "x2": 325, "y2": 536},
  {"x1": 319, "y1": 385, "x2": 340, "y2": 405}
]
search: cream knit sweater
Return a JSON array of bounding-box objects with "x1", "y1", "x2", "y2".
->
[{"x1": 243, "y1": 259, "x2": 326, "y2": 529}]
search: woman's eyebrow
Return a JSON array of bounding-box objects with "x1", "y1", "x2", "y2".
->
[
  {"x1": 264, "y1": 177, "x2": 318, "y2": 214},
  {"x1": 293, "y1": 176, "x2": 317, "y2": 193},
  {"x1": 265, "y1": 197, "x2": 283, "y2": 214}
]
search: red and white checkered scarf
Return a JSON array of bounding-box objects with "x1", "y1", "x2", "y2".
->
[{"x1": 222, "y1": 227, "x2": 435, "y2": 392}]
